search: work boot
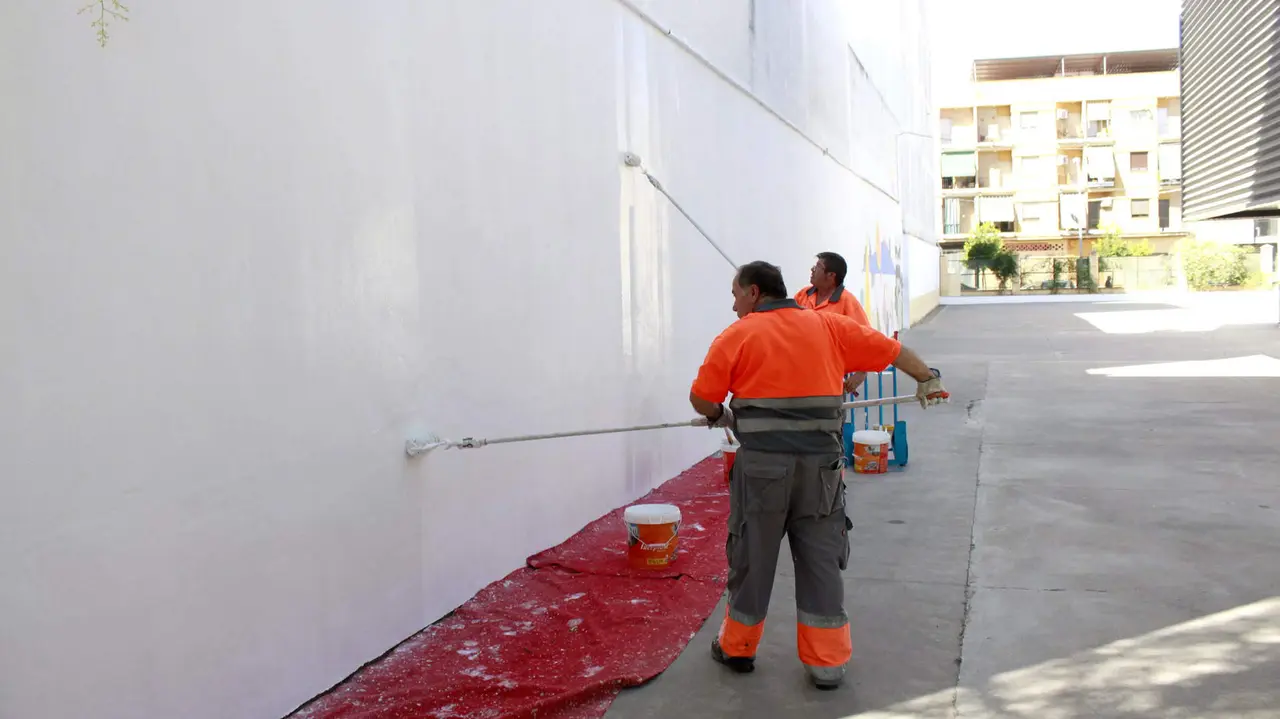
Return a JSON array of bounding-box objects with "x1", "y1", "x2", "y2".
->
[
  {"x1": 711, "y1": 639, "x2": 755, "y2": 673},
  {"x1": 806, "y1": 665, "x2": 846, "y2": 690}
]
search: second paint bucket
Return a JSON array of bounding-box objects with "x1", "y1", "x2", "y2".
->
[
  {"x1": 623, "y1": 503, "x2": 682, "y2": 570},
  {"x1": 851, "y1": 429, "x2": 891, "y2": 474},
  {"x1": 721, "y1": 441, "x2": 738, "y2": 483}
]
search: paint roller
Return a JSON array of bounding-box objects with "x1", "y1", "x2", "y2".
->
[
  {"x1": 405, "y1": 394, "x2": 919, "y2": 457},
  {"x1": 621, "y1": 152, "x2": 737, "y2": 269}
]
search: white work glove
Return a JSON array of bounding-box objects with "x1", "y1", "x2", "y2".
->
[
  {"x1": 916, "y1": 374, "x2": 950, "y2": 409},
  {"x1": 708, "y1": 404, "x2": 735, "y2": 429}
]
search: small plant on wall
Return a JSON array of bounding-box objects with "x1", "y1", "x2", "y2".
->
[
  {"x1": 79, "y1": 0, "x2": 129, "y2": 47},
  {"x1": 1095, "y1": 224, "x2": 1153, "y2": 258}
]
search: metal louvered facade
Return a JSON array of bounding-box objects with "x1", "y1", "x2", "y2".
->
[{"x1": 1180, "y1": 0, "x2": 1280, "y2": 221}]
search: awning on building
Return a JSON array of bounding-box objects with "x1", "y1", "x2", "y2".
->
[
  {"x1": 978, "y1": 195, "x2": 1015, "y2": 223},
  {"x1": 1085, "y1": 147, "x2": 1115, "y2": 180},
  {"x1": 1060, "y1": 192, "x2": 1087, "y2": 228},
  {"x1": 1086, "y1": 101, "x2": 1111, "y2": 121},
  {"x1": 941, "y1": 151, "x2": 977, "y2": 177}
]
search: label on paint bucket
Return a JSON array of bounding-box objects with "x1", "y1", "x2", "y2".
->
[{"x1": 623, "y1": 504, "x2": 682, "y2": 569}]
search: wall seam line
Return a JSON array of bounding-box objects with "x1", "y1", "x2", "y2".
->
[{"x1": 611, "y1": 0, "x2": 901, "y2": 206}]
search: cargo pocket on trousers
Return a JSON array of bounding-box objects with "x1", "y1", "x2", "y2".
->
[
  {"x1": 817, "y1": 459, "x2": 846, "y2": 517},
  {"x1": 838, "y1": 515, "x2": 853, "y2": 570},
  {"x1": 740, "y1": 455, "x2": 790, "y2": 514}
]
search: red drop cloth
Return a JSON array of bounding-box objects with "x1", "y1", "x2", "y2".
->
[{"x1": 290, "y1": 456, "x2": 730, "y2": 719}]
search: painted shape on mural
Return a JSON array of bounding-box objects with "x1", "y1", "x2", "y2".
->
[{"x1": 861, "y1": 223, "x2": 905, "y2": 333}]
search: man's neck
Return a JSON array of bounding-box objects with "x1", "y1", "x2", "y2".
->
[{"x1": 814, "y1": 282, "x2": 837, "y2": 299}]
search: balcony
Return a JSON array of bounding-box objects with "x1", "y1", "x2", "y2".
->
[
  {"x1": 942, "y1": 176, "x2": 979, "y2": 195},
  {"x1": 1083, "y1": 113, "x2": 1115, "y2": 144},
  {"x1": 976, "y1": 105, "x2": 1013, "y2": 148},
  {"x1": 976, "y1": 134, "x2": 1014, "y2": 150},
  {"x1": 1055, "y1": 102, "x2": 1085, "y2": 144},
  {"x1": 940, "y1": 108, "x2": 977, "y2": 148},
  {"x1": 1057, "y1": 151, "x2": 1085, "y2": 188}
]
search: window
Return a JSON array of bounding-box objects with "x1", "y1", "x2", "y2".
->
[
  {"x1": 1087, "y1": 200, "x2": 1103, "y2": 229},
  {"x1": 1130, "y1": 152, "x2": 1149, "y2": 172},
  {"x1": 1159, "y1": 199, "x2": 1171, "y2": 229},
  {"x1": 940, "y1": 118, "x2": 953, "y2": 144},
  {"x1": 1020, "y1": 112, "x2": 1039, "y2": 130},
  {"x1": 1130, "y1": 109, "x2": 1153, "y2": 126},
  {"x1": 1132, "y1": 199, "x2": 1151, "y2": 218}
]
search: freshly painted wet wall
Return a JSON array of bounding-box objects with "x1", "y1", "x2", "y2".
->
[{"x1": 0, "y1": 1, "x2": 938, "y2": 717}]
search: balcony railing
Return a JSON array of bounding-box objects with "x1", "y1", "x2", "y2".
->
[{"x1": 942, "y1": 176, "x2": 978, "y2": 190}]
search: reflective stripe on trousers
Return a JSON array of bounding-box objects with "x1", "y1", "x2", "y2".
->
[
  {"x1": 718, "y1": 448, "x2": 853, "y2": 676},
  {"x1": 728, "y1": 396, "x2": 845, "y2": 454}
]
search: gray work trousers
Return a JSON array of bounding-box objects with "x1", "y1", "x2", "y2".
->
[{"x1": 723, "y1": 448, "x2": 852, "y2": 674}]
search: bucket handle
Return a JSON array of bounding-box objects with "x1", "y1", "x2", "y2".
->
[{"x1": 627, "y1": 520, "x2": 682, "y2": 551}]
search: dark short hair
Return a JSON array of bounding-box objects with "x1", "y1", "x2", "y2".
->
[
  {"x1": 816, "y1": 252, "x2": 848, "y2": 284},
  {"x1": 736, "y1": 261, "x2": 788, "y2": 299}
]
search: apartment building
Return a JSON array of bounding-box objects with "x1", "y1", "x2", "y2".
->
[{"x1": 938, "y1": 49, "x2": 1190, "y2": 255}]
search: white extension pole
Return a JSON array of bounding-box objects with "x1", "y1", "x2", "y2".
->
[
  {"x1": 404, "y1": 395, "x2": 920, "y2": 456},
  {"x1": 622, "y1": 152, "x2": 737, "y2": 269}
]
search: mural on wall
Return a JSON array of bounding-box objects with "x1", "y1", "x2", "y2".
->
[{"x1": 861, "y1": 223, "x2": 906, "y2": 333}]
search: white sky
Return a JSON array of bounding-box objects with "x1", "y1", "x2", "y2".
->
[{"x1": 926, "y1": 0, "x2": 1183, "y2": 93}]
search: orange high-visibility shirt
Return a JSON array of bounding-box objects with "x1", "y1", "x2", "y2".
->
[
  {"x1": 691, "y1": 299, "x2": 901, "y2": 404},
  {"x1": 794, "y1": 284, "x2": 871, "y2": 327}
]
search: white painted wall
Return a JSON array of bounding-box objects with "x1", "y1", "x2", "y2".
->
[
  {"x1": 0, "y1": 1, "x2": 936, "y2": 717},
  {"x1": 908, "y1": 237, "x2": 943, "y2": 303}
]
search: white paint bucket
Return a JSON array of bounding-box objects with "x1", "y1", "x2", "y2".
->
[{"x1": 851, "y1": 429, "x2": 891, "y2": 474}]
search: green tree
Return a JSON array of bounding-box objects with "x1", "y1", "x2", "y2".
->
[
  {"x1": 989, "y1": 250, "x2": 1019, "y2": 294},
  {"x1": 963, "y1": 222, "x2": 1004, "y2": 291},
  {"x1": 963, "y1": 222, "x2": 1004, "y2": 261}
]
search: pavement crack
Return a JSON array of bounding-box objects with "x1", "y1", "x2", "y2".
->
[
  {"x1": 977, "y1": 585, "x2": 1109, "y2": 594},
  {"x1": 952, "y1": 364, "x2": 989, "y2": 717}
]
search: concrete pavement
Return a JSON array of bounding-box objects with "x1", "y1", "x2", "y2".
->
[{"x1": 606, "y1": 297, "x2": 1280, "y2": 718}]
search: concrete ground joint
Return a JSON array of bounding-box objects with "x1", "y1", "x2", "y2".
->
[{"x1": 951, "y1": 362, "x2": 990, "y2": 717}]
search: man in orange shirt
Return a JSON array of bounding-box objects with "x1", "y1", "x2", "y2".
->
[
  {"x1": 691, "y1": 261, "x2": 948, "y2": 689},
  {"x1": 795, "y1": 252, "x2": 871, "y2": 325},
  {"x1": 795, "y1": 251, "x2": 873, "y2": 395}
]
